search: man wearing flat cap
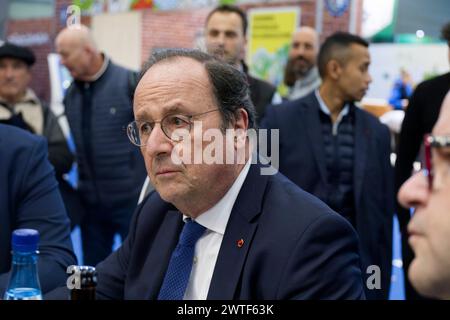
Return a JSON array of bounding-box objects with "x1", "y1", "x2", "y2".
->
[{"x1": 0, "y1": 41, "x2": 73, "y2": 205}]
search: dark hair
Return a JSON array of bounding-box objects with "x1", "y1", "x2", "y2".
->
[
  {"x1": 140, "y1": 48, "x2": 256, "y2": 129},
  {"x1": 441, "y1": 22, "x2": 450, "y2": 43},
  {"x1": 318, "y1": 32, "x2": 369, "y2": 79},
  {"x1": 206, "y1": 5, "x2": 247, "y2": 36}
]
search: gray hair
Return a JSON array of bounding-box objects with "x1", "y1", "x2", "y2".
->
[{"x1": 140, "y1": 48, "x2": 257, "y2": 129}]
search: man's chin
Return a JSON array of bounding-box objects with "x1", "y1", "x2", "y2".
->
[
  {"x1": 157, "y1": 188, "x2": 184, "y2": 205},
  {"x1": 209, "y1": 50, "x2": 225, "y2": 60},
  {"x1": 0, "y1": 90, "x2": 20, "y2": 100}
]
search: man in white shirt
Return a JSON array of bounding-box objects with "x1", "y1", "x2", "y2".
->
[{"x1": 52, "y1": 48, "x2": 365, "y2": 300}]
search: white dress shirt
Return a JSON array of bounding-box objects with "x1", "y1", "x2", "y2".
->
[
  {"x1": 315, "y1": 89, "x2": 349, "y2": 135},
  {"x1": 183, "y1": 158, "x2": 251, "y2": 300}
]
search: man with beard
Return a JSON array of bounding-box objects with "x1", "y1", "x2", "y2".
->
[
  {"x1": 205, "y1": 5, "x2": 281, "y2": 124},
  {"x1": 284, "y1": 27, "x2": 321, "y2": 100},
  {"x1": 262, "y1": 32, "x2": 394, "y2": 299}
]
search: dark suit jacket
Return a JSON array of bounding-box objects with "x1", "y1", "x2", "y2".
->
[
  {"x1": 394, "y1": 72, "x2": 450, "y2": 300},
  {"x1": 0, "y1": 124, "x2": 77, "y2": 296},
  {"x1": 395, "y1": 72, "x2": 450, "y2": 230},
  {"x1": 261, "y1": 92, "x2": 394, "y2": 299},
  {"x1": 242, "y1": 62, "x2": 277, "y2": 124},
  {"x1": 80, "y1": 162, "x2": 364, "y2": 300}
]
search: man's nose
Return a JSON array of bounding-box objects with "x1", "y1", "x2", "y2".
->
[
  {"x1": 144, "y1": 123, "x2": 173, "y2": 158},
  {"x1": 214, "y1": 33, "x2": 226, "y2": 46},
  {"x1": 292, "y1": 45, "x2": 305, "y2": 58},
  {"x1": 397, "y1": 172, "x2": 429, "y2": 210},
  {"x1": 4, "y1": 66, "x2": 15, "y2": 79}
]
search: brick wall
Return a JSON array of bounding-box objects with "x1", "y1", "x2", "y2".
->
[
  {"x1": 321, "y1": 3, "x2": 351, "y2": 41},
  {"x1": 140, "y1": 1, "x2": 318, "y2": 65},
  {"x1": 5, "y1": 0, "x2": 361, "y2": 101},
  {"x1": 6, "y1": 18, "x2": 54, "y2": 102},
  {"x1": 5, "y1": 0, "x2": 91, "y2": 103},
  {"x1": 141, "y1": 8, "x2": 211, "y2": 64}
]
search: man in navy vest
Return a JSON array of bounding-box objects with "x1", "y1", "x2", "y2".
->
[
  {"x1": 55, "y1": 25, "x2": 146, "y2": 266},
  {"x1": 262, "y1": 32, "x2": 394, "y2": 299}
]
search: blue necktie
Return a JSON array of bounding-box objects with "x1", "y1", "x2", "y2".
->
[{"x1": 157, "y1": 219, "x2": 206, "y2": 300}]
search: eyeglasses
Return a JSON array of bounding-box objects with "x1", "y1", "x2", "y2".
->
[
  {"x1": 127, "y1": 109, "x2": 219, "y2": 146},
  {"x1": 423, "y1": 134, "x2": 450, "y2": 190}
]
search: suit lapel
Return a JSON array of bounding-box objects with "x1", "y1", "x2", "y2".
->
[
  {"x1": 143, "y1": 209, "x2": 183, "y2": 300},
  {"x1": 302, "y1": 94, "x2": 328, "y2": 183},
  {"x1": 207, "y1": 163, "x2": 268, "y2": 299},
  {"x1": 353, "y1": 107, "x2": 368, "y2": 212}
]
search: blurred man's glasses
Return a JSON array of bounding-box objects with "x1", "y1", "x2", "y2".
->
[
  {"x1": 127, "y1": 109, "x2": 219, "y2": 146},
  {"x1": 423, "y1": 134, "x2": 450, "y2": 190}
]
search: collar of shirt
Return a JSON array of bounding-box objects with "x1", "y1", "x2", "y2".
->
[
  {"x1": 183, "y1": 155, "x2": 252, "y2": 235},
  {"x1": 182, "y1": 157, "x2": 252, "y2": 300},
  {"x1": 0, "y1": 88, "x2": 43, "y2": 134},
  {"x1": 294, "y1": 66, "x2": 321, "y2": 89},
  {"x1": 315, "y1": 88, "x2": 349, "y2": 118},
  {"x1": 87, "y1": 54, "x2": 110, "y2": 82},
  {"x1": 315, "y1": 89, "x2": 350, "y2": 135},
  {"x1": 0, "y1": 88, "x2": 40, "y2": 106},
  {"x1": 289, "y1": 67, "x2": 321, "y2": 100}
]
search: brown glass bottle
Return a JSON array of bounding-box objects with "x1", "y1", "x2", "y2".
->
[{"x1": 70, "y1": 266, "x2": 97, "y2": 300}]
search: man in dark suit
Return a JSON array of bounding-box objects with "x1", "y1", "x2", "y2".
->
[
  {"x1": 0, "y1": 124, "x2": 76, "y2": 296},
  {"x1": 47, "y1": 48, "x2": 364, "y2": 300},
  {"x1": 261, "y1": 32, "x2": 394, "y2": 300},
  {"x1": 204, "y1": 5, "x2": 281, "y2": 124},
  {"x1": 398, "y1": 91, "x2": 450, "y2": 300},
  {"x1": 395, "y1": 21, "x2": 450, "y2": 300}
]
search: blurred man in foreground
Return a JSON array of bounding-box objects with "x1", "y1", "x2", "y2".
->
[
  {"x1": 0, "y1": 124, "x2": 76, "y2": 296},
  {"x1": 398, "y1": 90, "x2": 450, "y2": 300}
]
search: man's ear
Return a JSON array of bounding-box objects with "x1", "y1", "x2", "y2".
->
[
  {"x1": 327, "y1": 59, "x2": 342, "y2": 81},
  {"x1": 233, "y1": 108, "x2": 249, "y2": 150},
  {"x1": 233, "y1": 108, "x2": 249, "y2": 131}
]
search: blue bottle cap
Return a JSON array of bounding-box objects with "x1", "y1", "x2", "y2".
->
[{"x1": 12, "y1": 229, "x2": 39, "y2": 252}]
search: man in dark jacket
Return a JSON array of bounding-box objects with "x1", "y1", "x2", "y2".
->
[
  {"x1": 395, "y1": 21, "x2": 450, "y2": 300},
  {"x1": 204, "y1": 5, "x2": 281, "y2": 124},
  {"x1": 0, "y1": 42, "x2": 73, "y2": 187},
  {"x1": 55, "y1": 25, "x2": 146, "y2": 266},
  {"x1": 46, "y1": 48, "x2": 365, "y2": 300},
  {"x1": 262, "y1": 32, "x2": 394, "y2": 299},
  {"x1": 0, "y1": 124, "x2": 76, "y2": 297}
]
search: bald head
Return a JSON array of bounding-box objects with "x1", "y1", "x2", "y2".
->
[
  {"x1": 287, "y1": 26, "x2": 319, "y2": 79},
  {"x1": 55, "y1": 25, "x2": 103, "y2": 81},
  {"x1": 292, "y1": 27, "x2": 319, "y2": 49},
  {"x1": 56, "y1": 25, "x2": 98, "y2": 53}
]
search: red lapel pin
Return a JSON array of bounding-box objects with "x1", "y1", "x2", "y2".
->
[{"x1": 237, "y1": 239, "x2": 244, "y2": 248}]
